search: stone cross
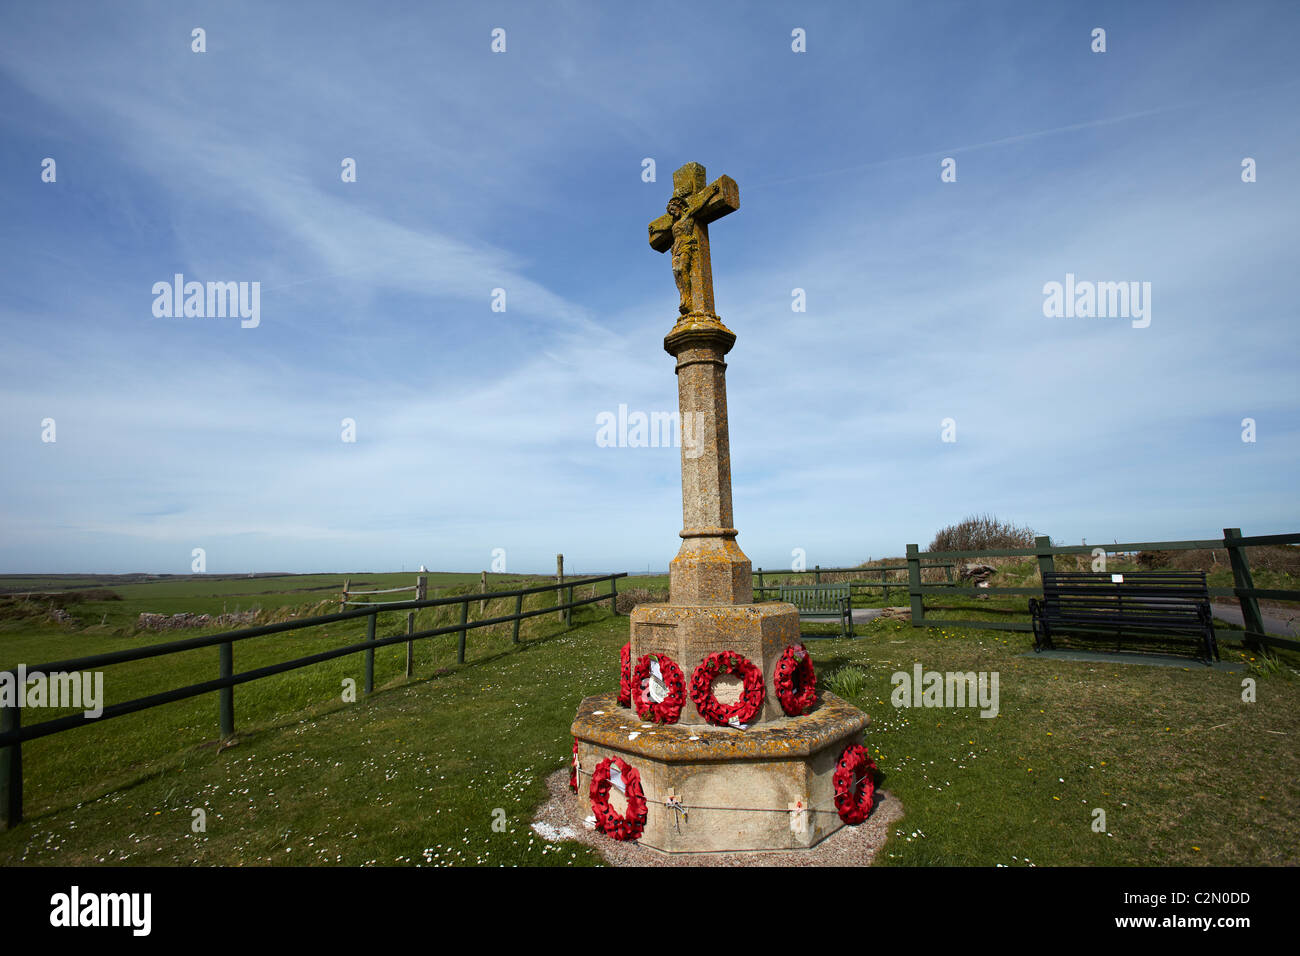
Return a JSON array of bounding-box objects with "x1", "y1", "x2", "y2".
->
[
  {"x1": 566, "y1": 163, "x2": 872, "y2": 854},
  {"x1": 648, "y1": 162, "x2": 739, "y2": 317},
  {"x1": 645, "y1": 161, "x2": 751, "y2": 607}
]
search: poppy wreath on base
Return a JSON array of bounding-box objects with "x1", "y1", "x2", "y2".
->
[
  {"x1": 618, "y1": 642, "x2": 632, "y2": 707},
  {"x1": 774, "y1": 644, "x2": 817, "y2": 716},
  {"x1": 589, "y1": 756, "x2": 648, "y2": 841},
  {"x1": 833, "y1": 743, "x2": 878, "y2": 825},
  {"x1": 690, "y1": 650, "x2": 765, "y2": 726},
  {"x1": 569, "y1": 738, "x2": 579, "y2": 791},
  {"x1": 631, "y1": 653, "x2": 686, "y2": 724}
]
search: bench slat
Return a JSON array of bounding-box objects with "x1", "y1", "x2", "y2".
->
[{"x1": 1032, "y1": 571, "x2": 1218, "y2": 663}]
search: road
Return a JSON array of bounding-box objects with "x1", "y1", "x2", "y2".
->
[{"x1": 1211, "y1": 603, "x2": 1298, "y2": 638}]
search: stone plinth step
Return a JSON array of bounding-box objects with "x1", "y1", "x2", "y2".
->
[{"x1": 571, "y1": 691, "x2": 868, "y2": 760}]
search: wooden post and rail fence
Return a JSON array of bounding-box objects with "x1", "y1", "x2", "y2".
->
[
  {"x1": 0, "y1": 571, "x2": 625, "y2": 830},
  {"x1": 341, "y1": 574, "x2": 429, "y2": 678},
  {"x1": 903, "y1": 529, "x2": 1299, "y2": 653}
]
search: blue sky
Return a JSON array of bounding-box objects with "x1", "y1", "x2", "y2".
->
[{"x1": 1, "y1": 1, "x2": 1297, "y2": 575}]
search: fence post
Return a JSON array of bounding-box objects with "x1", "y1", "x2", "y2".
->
[
  {"x1": 1225, "y1": 528, "x2": 1265, "y2": 651},
  {"x1": 906, "y1": 545, "x2": 924, "y2": 626},
  {"x1": 458, "y1": 599, "x2": 469, "y2": 664},
  {"x1": 556, "y1": 554, "x2": 564, "y2": 623},
  {"x1": 412, "y1": 575, "x2": 426, "y2": 677},
  {"x1": 341, "y1": 577, "x2": 350, "y2": 613},
  {"x1": 609, "y1": 575, "x2": 619, "y2": 615},
  {"x1": 1, "y1": 699, "x2": 22, "y2": 829},
  {"x1": 480, "y1": 571, "x2": 487, "y2": 615},
  {"x1": 364, "y1": 612, "x2": 376, "y2": 695},
  {"x1": 513, "y1": 592, "x2": 524, "y2": 643},
  {"x1": 406, "y1": 612, "x2": 415, "y2": 678},
  {"x1": 814, "y1": 564, "x2": 821, "y2": 584},
  {"x1": 219, "y1": 641, "x2": 234, "y2": 738},
  {"x1": 1034, "y1": 536, "x2": 1056, "y2": 591},
  {"x1": 881, "y1": 568, "x2": 889, "y2": 603}
]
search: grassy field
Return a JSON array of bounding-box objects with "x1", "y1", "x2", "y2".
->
[
  {"x1": 0, "y1": 571, "x2": 1296, "y2": 866},
  {"x1": 0, "y1": 571, "x2": 619, "y2": 834}
]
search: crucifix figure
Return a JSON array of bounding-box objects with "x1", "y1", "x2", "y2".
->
[{"x1": 648, "y1": 162, "x2": 740, "y2": 316}]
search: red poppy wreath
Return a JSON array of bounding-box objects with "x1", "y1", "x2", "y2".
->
[
  {"x1": 569, "y1": 738, "x2": 579, "y2": 791},
  {"x1": 589, "y1": 756, "x2": 647, "y2": 841},
  {"x1": 690, "y1": 650, "x2": 764, "y2": 726},
  {"x1": 774, "y1": 644, "x2": 817, "y2": 716},
  {"x1": 833, "y1": 743, "x2": 877, "y2": 825},
  {"x1": 631, "y1": 653, "x2": 686, "y2": 724}
]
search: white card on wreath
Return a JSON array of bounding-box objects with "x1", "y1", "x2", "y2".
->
[
  {"x1": 648, "y1": 660, "x2": 668, "y2": 702},
  {"x1": 649, "y1": 676, "x2": 668, "y2": 703},
  {"x1": 609, "y1": 764, "x2": 625, "y2": 792}
]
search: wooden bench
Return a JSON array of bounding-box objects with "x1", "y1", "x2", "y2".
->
[
  {"x1": 780, "y1": 584, "x2": 854, "y2": 638},
  {"x1": 1029, "y1": 571, "x2": 1219, "y2": 663}
]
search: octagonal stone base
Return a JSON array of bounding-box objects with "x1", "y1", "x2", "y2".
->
[{"x1": 571, "y1": 691, "x2": 870, "y2": 853}]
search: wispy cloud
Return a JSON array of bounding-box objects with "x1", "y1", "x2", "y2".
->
[{"x1": 1, "y1": 1, "x2": 1296, "y2": 573}]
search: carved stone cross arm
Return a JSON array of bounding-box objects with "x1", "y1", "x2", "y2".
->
[
  {"x1": 647, "y1": 162, "x2": 740, "y2": 317},
  {"x1": 647, "y1": 173, "x2": 739, "y2": 252}
]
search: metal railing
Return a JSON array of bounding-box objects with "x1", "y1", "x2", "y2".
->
[{"x1": 0, "y1": 572, "x2": 626, "y2": 829}]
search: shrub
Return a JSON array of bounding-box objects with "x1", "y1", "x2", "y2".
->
[{"x1": 928, "y1": 514, "x2": 1040, "y2": 553}]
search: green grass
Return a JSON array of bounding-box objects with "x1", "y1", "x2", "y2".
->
[
  {"x1": 0, "y1": 572, "x2": 612, "y2": 834},
  {"x1": 820, "y1": 619, "x2": 1299, "y2": 866},
  {"x1": 1, "y1": 573, "x2": 1296, "y2": 866},
  {"x1": 0, "y1": 574, "x2": 625, "y2": 866}
]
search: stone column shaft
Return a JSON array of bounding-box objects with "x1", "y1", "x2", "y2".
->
[
  {"x1": 664, "y1": 314, "x2": 752, "y2": 606},
  {"x1": 676, "y1": 345, "x2": 734, "y2": 533}
]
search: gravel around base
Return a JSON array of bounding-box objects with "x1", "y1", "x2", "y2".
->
[{"x1": 532, "y1": 768, "x2": 904, "y2": 867}]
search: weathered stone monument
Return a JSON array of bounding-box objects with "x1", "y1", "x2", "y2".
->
[{"x1": 569, "y1": 162, "x2": 874, "y2": 853}]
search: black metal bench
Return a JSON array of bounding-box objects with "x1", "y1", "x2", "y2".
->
[
  {"x1": 780, "y1": 584, "x2": 855, "y2": 638},
  {"x1": 1029, "y1": 571, "x2": 1219, "y2": 663}
]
